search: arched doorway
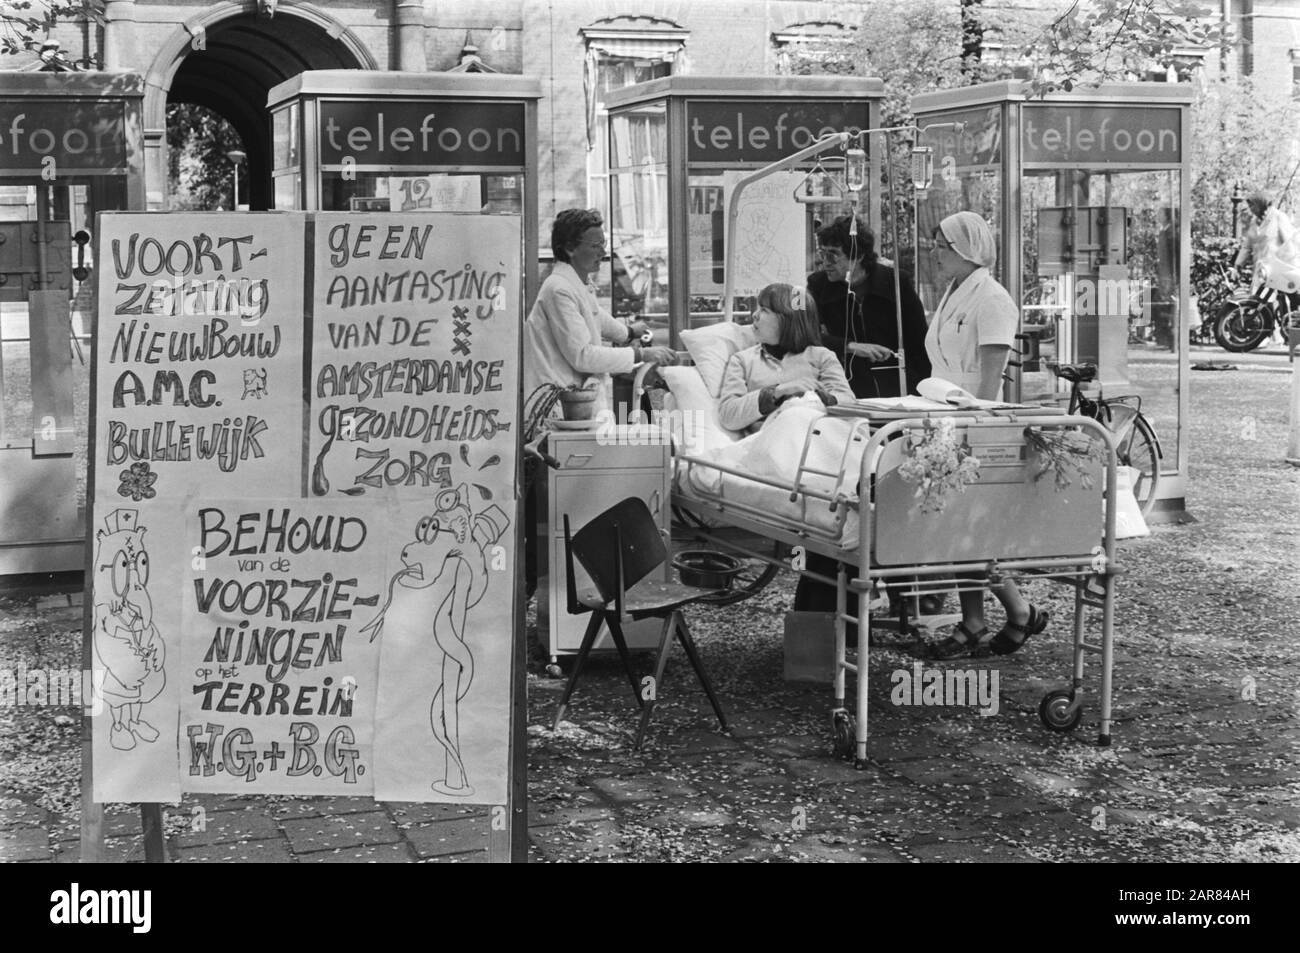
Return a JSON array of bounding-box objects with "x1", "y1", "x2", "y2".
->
[{"x1": 144, "y1": 2, "x2": 375, "y2": 209}]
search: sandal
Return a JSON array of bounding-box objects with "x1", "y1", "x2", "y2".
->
[
  {"x1": 928, "y1": 622, "x2": 990, "y2": 661},
  {"x1": 990, "y1": 605, "x2": 1049, "y2": 656}
]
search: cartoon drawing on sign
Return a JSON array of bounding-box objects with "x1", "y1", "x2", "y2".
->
[
  {"x1": 117, "y1": 461, "x2": 157, "y2": 501},
  {"x1": 364, "y1": 487, "x2": 509, "y2": 796},
  {"x1": 737, "y1": 205, "x2": 791, "y2": 282},
  {"x1": 92, "y1": 509, "x2": 167, "y2": 751},
  {"x1": 242, "y1": 367, "x2": 267, "y2": 400}
]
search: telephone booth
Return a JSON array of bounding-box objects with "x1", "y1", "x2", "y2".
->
[
  {"x1": 912, "y1": 82, "x2": 1193, "y2": 520},
  {"x1": 267, "y1": 70, "x2": 541, "y2": 305},
  {"x1": 0, "y1": 72, "x2": 145, "y2": 573},
  {"x1": 602, "y1": 76, "x2": 884, "y2": 339}
]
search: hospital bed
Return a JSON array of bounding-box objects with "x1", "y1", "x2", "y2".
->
[{"x1": 637, "y1": 337, "x2": 1121, "y2": 766}]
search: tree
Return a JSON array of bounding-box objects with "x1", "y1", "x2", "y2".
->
[
  {"x1": 166, "y1": 103, "x2": 246, "y2": 211},
  {"x1": 1022, "y1": 0, "x2": 1224, "y2": 95},
  {"x1": 839, "y1": 0, "x2": 1225, "y2": 125},
  {"x1": 1191, "y1": 77, "x2": 1300, "y2": 238},
  {"x1": 1, "y1": 1, "x2": 103, "y2": 62}
]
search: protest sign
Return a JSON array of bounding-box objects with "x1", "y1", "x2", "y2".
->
[{"x1": 88, "y1": 212, "x2": 521, "y2": 807}]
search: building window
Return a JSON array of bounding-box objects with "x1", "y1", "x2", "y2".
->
[
  {"x1": 582, "y1": 17, "x2": 688, "y2": 213},
  {"x1": 978, "y1": 33, "x2": 1037, "y2": 80},
  {"x1": 1139, "y1": 50, "x2": 1205, "y2": 83},
  {"x1": 772, "y1": 21, "x2": 857, "y2": 75},
  {"x1": 1292, "y1": 50, "x2": 1300, "y2": 99}
]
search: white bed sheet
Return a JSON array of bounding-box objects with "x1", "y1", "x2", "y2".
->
[{"x1": 675, "y1": 462, "x2": 862, "y2": 550}]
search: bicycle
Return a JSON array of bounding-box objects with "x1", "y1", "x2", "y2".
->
[{"x1": 1051, "y1": 362, "x2": 1163, "y2": 519}]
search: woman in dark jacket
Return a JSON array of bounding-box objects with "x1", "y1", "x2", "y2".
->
[
  {"x1": 794, "y1": 217, "x2": 934, "y2": 628},
  {"x1": 807, "y1": 215, "x2": 930, "y2": 398}
]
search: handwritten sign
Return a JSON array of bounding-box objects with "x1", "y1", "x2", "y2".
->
[
  {"x1": 307, "y1": 214, "x2": 517, "y2": 503},
  {"x1": 384, "y1": 174, "x2": 482, "y2": 212},
  {"x1": 181, "y1": 500, "x2": 382, "y2": 795},
  {"x1": 89, "y1": 212, "x2": 521, "y2": 805},
  {"x1": 723, "y1": 171, "x2": 806, "y2": 296}
]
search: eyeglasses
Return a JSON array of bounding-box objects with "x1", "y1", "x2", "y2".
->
[
  {"x1": 576, "y1": 239, "x2": 608, "y2": 253},
  {"x1": 817, "y1": 248, "x2": 846, "y2": 263}
]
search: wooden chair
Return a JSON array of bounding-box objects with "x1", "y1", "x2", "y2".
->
[{"x1": 551, "y1": 497, "x2": 729, "y2": 750}]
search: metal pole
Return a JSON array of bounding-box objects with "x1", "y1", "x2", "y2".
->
[
  {"x1": 721, "y1": 124, "x2": 925, "y2": 324},
  {"x1": 882, "y1": 129, "x2": 908, "y2": 396},
  {"x1": 1287, "y1": 329, "x2": 1300, "y2": 466},
  {"x1": 35, "y1": 185, "x2": 49, "y2": 290}
]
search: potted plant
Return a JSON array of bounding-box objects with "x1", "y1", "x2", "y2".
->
[{"x1": 558, "y1": 383, "x2": 599, "y2": 421}]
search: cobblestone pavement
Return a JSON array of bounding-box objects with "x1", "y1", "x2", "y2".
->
[
  {"x1": 6, "y1": 352, "x2": 1298, "y2": 863},
  {"x1": 3, "y1": 561, "x2": 1297, "y2": 863},
  {"x1": 522, "y1": 588, "x2": 1300, "y2": 863}
]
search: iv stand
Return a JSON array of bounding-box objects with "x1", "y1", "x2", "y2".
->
[{"x1": 722, "y1": 124, "x2": 916, "y2": 397}]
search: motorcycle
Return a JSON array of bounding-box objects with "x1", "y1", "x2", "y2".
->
[{"x1": 1212, "y1": 265, "x2": 1300, "y2": 352}]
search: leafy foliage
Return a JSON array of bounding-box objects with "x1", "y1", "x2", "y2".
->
[
  {"x1": 1190, "y1": 234, "x2": 1241, "y2": 320},
  {"x1": 166, "y1": 103, "x2": 246, "y2": 211},
  {"x1": 0, "y1": 1, "x2": 104, "y2": 61},
  {"x1": 899, "y1": 416, "x2": 981, "y2": 512},
  {"x1": 1024, "y1": 425, "x2": 1106, "y2": 491},
  {"x1": 1190, "y1": 77, "x2": 1300, "y2": 238},
  {"x1": 1022, "y1": 0, "x2": 1224, "y2": 96}
]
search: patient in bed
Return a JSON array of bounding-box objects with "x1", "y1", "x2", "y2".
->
[
  {"x1": 713, "y1": 282, "x2": 858, "y2": 621},
  {"x1": 716, "y1": 283, "x2": 855, "y2": 434}
]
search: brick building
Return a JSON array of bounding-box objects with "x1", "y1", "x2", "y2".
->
[
  {"x1": 8, "y1": 0, "x2": 862, "y2": 227},
  {"x1": 8, "y1": 0, "x2": 1298, "y2": 229}
]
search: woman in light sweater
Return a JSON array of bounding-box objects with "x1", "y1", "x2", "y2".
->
[
  {"x1": 717, "y1": 283, "x2": 855, "y2": 433},
  {"x1": 523, "y1": 208, "x2": 676, "y2": 412},
  {"x1": 716, "y1": 281, "x2": 855, "y2": 622}
]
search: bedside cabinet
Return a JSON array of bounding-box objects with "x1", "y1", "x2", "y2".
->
[{"x1": 538, "y1": 425, "x2": 672, "y2": 660}]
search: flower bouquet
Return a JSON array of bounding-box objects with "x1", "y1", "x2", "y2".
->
[{"x1": 897, "y1": 417, "x2": 981, "y2": 513}]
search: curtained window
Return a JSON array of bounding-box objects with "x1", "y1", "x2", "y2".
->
[{"x1": 581, "y1": 21, "x2": 688, "y2": 213}]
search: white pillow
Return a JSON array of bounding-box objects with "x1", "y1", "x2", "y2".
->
[
  {"x1": 657, "y1": 365, "x2": 741, "y2": 454},
  {"x1": 679, "y1": 322, "x2": 758, "y2": 398}
]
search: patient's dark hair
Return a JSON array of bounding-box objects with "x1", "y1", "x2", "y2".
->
[
  {"x1": 758, "y1": 282, "x2": 822, "y2": 353},
  {"x1": 815, "y1": 215, "x2": 877, "y2": 266},
  {"x1": 551, "y1": 208, "x2": 603, "y2": 263}
]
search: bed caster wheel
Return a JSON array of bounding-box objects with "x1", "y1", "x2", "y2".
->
[
  {"x1": 1039, "y1": 689, "x2": 1082, "y2": 732},
  {"x1": 831, "y1": 709, "x2": 856, "y2": 758}
]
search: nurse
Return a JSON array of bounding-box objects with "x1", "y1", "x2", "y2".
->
[
  {"x1": 925, "y1": 210, "x2": 1018, "y2": 401},
  {"x1": 924, "y1": 211, "x2": 1048, "y2": 659}
]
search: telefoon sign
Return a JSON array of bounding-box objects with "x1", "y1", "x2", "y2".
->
[
  {"x1": 0, "y1": 100, "x2": 129, "y2": 172},
  {"x1": 318, "y1": 99, "x2": 525, "y2": 168},
  {"x1": 686, "y1": 100, "x2": 870, "y2": 164}
]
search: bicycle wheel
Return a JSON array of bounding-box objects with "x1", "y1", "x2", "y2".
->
[{"x1": 1106, "y1": 404, "x2": 1162, "y2": 518}]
